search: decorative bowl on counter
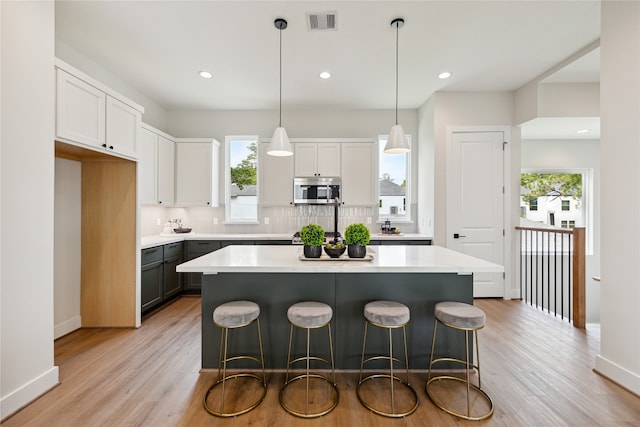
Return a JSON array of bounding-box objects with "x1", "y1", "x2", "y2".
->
[
  {"x1": 324, "y1": 244, "x2": 346, "y2": 258},
  {"x1": 173, "y1": 227, "x2": 192, "y2": 234}
]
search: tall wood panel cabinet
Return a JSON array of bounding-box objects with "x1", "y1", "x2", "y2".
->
[{"x1": 54, "y1": 58, "x2": 144, "y2": 328}]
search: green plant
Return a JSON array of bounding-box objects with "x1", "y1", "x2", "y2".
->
[
  {"x1": 300, "y1": 223, "x2": 325, "y2": 246},
  {"x1": 325, "y1": 242, "x2": 345, "y2": 249},
  {"x1": 344, "y1": 223, "x2": 370, "y2": 246}
]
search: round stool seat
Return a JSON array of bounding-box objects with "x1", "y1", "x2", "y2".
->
[
  {"x1": 364, "y1": 300, "x2": 410, "y2": 326},
  {"x1": 287, "y1": 301, "x2": 332, "y2": 328},
  {"x1": 434, "y1": 301, "x2": 485, "y2": 330},
  {"x1": 213, "y1": 300, "x2": 260, "y2": 328}
]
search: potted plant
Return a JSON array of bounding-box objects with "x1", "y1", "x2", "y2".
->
[
  {"x1": 300, "y1": 223, "x2": 324, "y2": 258},
  {"x1": 344, "y1": 223, "x2": 370, "y2": 258},
  {"x1": 324, "y1": 242, "x2": 346, "y2": 258}
]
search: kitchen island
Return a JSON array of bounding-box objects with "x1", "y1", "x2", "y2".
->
[{"x1": 177, "y1": 245, "x2": 503, "y2": 370}]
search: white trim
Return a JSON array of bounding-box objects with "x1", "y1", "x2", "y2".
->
[
  {"x1": 595, "y1": 355, "x2": 640, "y2": 396},
  {"x1": 54, "y1": 316, "x2": 82, "y2": 339},
  {"x1": 0, "y1": 367, "x2": 59, "y2": 420},
  {"x1": 225, "y1": 135, "x2": 259, "y2": 224},
  {"x1": 259, "y1": 137, "x2": 374, "y2": 144},
  {"x1": 446, "y1": 125, "x2": 513, "y2": 299}
]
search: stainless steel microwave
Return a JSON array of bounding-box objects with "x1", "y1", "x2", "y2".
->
[{"x1": 293, "y1": 177, "x2": 341, "y2": 204}]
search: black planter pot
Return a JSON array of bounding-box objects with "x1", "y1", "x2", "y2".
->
[
  {"x1": 303, "y1": 245, "x2": 322, "y2": 258},
  {"x1": 347, "y1": 244, "x2": 367, "y2": 258}
]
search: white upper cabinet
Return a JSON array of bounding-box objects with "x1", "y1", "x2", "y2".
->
[
  {"x1": 341, "y1": 142, "x2": 377, "y2": 206},
  {"x1": 139, "y1": 125, "x2": 175, "y2": 206},
  {"x1": 55, "y1": 60, "x2": 143, "y2": 160},
  {"x1": 157, "y1": 135, "x2": 175, "y2": 206},
  {"x1": 175, "y1": 139, "x2": 220, "y2": 207},
  {"x1": 105, "y1": 95, "x2": 140, "y2": 159},
  {"x1": 139, "y1": 127, "x2": 158, "y2": 205},
  {"x1": 56, "y1": 69, "x2": 106, "y2": 149},
  {"x1": 294, "y1": 142, "x2": 341, "y2": 177},
  {"x1": 259, "y1": 142, "x2": 294, "y2": 206}
]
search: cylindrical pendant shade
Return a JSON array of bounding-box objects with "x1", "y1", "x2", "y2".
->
[
  {"x1": 384, "y1": 124, "x2": 409, "y2": 154},
  {"x1": 267, "y1": 126, "x2": 293, "y2": 156}
]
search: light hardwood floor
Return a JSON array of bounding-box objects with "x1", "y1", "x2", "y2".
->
[{"x1": 3, "y1": 297, "x2": 639, "y2": 426}]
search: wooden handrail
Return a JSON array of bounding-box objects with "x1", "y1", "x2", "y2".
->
[{"x1": 515, "y1": 225, "x2": 574, "y2": 235}]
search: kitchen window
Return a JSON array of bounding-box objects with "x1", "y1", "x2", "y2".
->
[
  {"x1": 378, "y1": 135, "x2": 411, "y2": 222},
  {"x1": 225, "y1": 136, "x2": 259, "y2": 223}
]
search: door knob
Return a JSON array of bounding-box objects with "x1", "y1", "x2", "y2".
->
[{"x1": 453, "y1": 233, "x2": 466, "y2": 239}]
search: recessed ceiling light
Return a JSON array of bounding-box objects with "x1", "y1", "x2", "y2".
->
[
  {"x1": 319, "y1": 71, "x2": 331, "y2": 79},
  {"x1": 198, "y1": 70, "x2": 213, "y2": 79},
  {"x1": 438, "y1": 71, "x2": 451, "y2": 79},
  {"x1": 577, "y1": 129, "x2": 591, "y2": 134}
]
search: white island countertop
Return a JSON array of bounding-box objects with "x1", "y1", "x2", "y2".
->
[{"x1": 176, "y1": 244, "x2": 503, "y2": 275}]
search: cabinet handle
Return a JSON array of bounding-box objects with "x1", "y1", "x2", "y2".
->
[
  {"x1": 102, "y1": 143, "x2": 107, "y2": 148},
  {"x1": 159, "y1": 201, "x2": 162, "y2": 204},
  {"x1": 108, "y1": 145, "x2": 114, "y2": 150}
]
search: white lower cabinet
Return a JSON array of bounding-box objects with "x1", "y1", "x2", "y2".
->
[
  {"x1": 55, "y1": 62, "x2": 143, "y2": 160},
  {"x1": 175, "y1": 139, "x2": 220, "y2": 206},
  {"x1": 341, "y1": 142, "x2": 377, "y2": 206},
  {"x1": 139, "y1": 124, "x2": 175, "y2": 206}
]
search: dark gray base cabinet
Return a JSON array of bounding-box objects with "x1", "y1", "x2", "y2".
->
[{"x1": 141, "y1": 242, "x2": 183, "y2": 313}]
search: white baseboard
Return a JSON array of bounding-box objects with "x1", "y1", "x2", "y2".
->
[
  {"x1": 54, "y1": 316, "x2": 81, "y2": 339},
  {"x1": 0, "y1": 366, "x2": 59, "y2": 421},
  {"x1": 595, "y1": 355, "x2": 640, "y2": 396}
]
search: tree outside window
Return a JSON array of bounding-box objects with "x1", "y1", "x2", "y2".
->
[{"x1": 520, "y1": 172, "x2": 583, "y2": 227}]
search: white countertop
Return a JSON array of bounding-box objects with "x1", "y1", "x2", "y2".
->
[
  {"x1": 141, "y1": 233, "x2": 432, "y2": 249},
  {"x1": 176, "y1": 245, "x2": 503, "y2": 275}
]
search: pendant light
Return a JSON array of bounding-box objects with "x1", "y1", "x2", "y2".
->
[
  {"x1": 268, "y1": 18, "x2": 293, "y2": 157},
  {"x1": 384, "y1": 18, "x2": 410, "y2": 154}
]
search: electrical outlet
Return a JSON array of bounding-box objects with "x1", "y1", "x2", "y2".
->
[
  {"x1": 264, "y1": 217, "x2": 269, "y2": 225},
  {"x1": 366, "y1": 217, "x2": 372, "y2": 224},
  {"x1": 156, "y1": 218, "x2": 161, "y2": 226},
  {"x1": 213, "y1": 217, "x2": 218, "y2": 225}
]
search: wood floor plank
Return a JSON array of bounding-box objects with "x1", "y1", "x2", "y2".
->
[{"x1": 2, "y1": 297, "x2": 640, "y2": 426}]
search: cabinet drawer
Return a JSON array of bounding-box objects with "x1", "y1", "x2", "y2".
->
[
  {"x1": 141, "y1": 246, "x2": 163, "y2": 265},
  {"x1": 164, "y1": 242, "x2": 183, "y2": 258},
  {"x1": 187, "y1": 240, "x2": 220, "y2": 255}
]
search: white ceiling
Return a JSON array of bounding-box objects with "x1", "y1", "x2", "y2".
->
[{"x1": 55, "y1": 0, "x2": 601, "y2": 138}]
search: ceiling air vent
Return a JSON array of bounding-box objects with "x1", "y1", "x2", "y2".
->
[{"x1": 307, "y1": 12, "x2": 337, "y2": 31}]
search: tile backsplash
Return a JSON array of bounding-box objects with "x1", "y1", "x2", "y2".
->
[{"x1": 141, "y1": 205, "x2": 416, "y2": 237}]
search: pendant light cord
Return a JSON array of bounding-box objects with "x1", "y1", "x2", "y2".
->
[
  {"x1": 395, "y1": 21, "x2": 399, "y2": 126},
  {"x1": 279, "y1": 26, "x2": 283, "y2": 128}
]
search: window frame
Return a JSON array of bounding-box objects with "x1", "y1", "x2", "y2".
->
[{"x1": 224, "y1": 135, "x2": 260, "y2": 224}]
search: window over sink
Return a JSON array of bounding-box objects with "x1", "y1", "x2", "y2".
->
[
  {"x1": 378, "y1": 134, "x2": 411, "y2": 223},
  {"x1": 225, "y1": 136, "x2": 259, "y2": 223}
]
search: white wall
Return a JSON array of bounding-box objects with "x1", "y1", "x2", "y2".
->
[
  {"x1": 55, "y1": 40, "x2": 168, "y2": 132},
  {"x1": 1, "y1": 1, "x2": 58, "y2": 419},
  {"x1": 521, "y1": 139, "x2": 601, "y2": 323},
  {"x1": 430, "y1": 92, "x2": 517, "y2": 246},
  {"x1": 54, "y1": 158, "x2": 81, "y2": 338},
  {"x1": 596, "y1": 1, "x2": 640, "y2": 395}
]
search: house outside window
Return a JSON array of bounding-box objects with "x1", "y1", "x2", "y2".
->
[
  {"x1": 378, "y1": 135, "x2": 411, "y2": 222},
  {"x1": 225, "y1": 136, "x2": 258, "y2": 223}
]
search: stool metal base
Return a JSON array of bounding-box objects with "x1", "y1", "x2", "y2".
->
[
  {"x1": 426, "y1": 317, "x2": 494, "y2": 421},
  {"x1": 204, "y1": 373, "x2": 267, "y2": 417},
  {"x1": 204, "y1": 317, "x2": 266, "y2": 418},
  {"x1": 280, "y1": 321, "x2": 339, "y2": 418},
  {"x1": 357, "y1": 320, "x2": 418, "y2": 418}
]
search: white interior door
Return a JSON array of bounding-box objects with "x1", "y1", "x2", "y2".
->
[{"x1": 447, "y1": 131, "x2": 505, "y2": 297}]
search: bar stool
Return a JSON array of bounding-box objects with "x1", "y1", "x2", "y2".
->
[
  {"x1": 426, "y1": 301, "x2": 494, "y2": 421},
  {"x1": 203, "y1": 300, "x2": 267, "y2": 417},
  {"x1": 357, "y1": 300, "x2": 418, "y2": 418},
  {"x1": 280, "y1": 301, "x2": 339, "y2": 418}
]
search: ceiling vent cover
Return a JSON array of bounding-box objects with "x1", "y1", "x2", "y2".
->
[{"x1": 307, "y1": 12, "x2": 337, "y2": 31}]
